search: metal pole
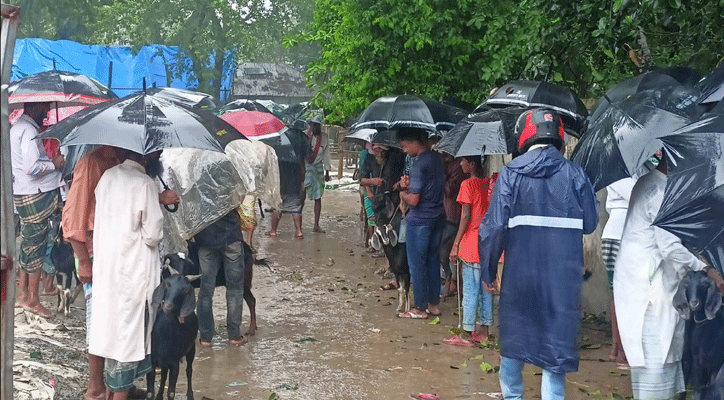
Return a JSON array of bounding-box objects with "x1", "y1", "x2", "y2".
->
[
  {"x1": 1, "y1": 5, "x2": 21, "y2": 399},
  {"x1": 107, "y1": 60, "x2": 113, "y2": 91}
]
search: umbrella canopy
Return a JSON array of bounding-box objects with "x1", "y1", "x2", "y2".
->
[
  {"x1": 8, "y1": 70, "x2": 117, "y2": 109},
  {"x1": 370, "y1": 130, "x2": 402, "y2": 150},
  {"x1": 220, "y1": 110, "x2": 301, "y2": 163},
  {"x1": 696, "y1": 66, "x2": 724, "y2": 106},
  {"x1": 475, "y1": 80, "x2": 588, "y2": 136},
  {"x1": 589, "y1": 71, "x2": 691, "y2": 123},
  {"x1": 435, "y1": 107, "x2": 526, "y2": 158},
  {"x1": 145, "y1": 87, "x2": 216, "y2": 110},
  {"x1": 342, "y1": 128, "x2": 377, "y2": 146},
  {"x1": 40, "y1": 91, "x2": 244, "y2": 155},
  {"x1": 351, "y1": 95, "x2": 466, "y2": 133},
  {"x1": 571, "y1": 86, "x2": 700, "y2": 191},
  {"x1": 653, "y1": 114, "x2": 724, "y2": 276},
  {"x1": 218, "y1": 99, "x2": 273, "y2": 115}
]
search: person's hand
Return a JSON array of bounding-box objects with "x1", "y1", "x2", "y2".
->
[
  {"x1": 367, "y1": 191, "x2": 374, "y2": 201},
  {"x1": 78, "y1": 259, "x2": 92, "y2": 284},
  {"x1": 706, "y1": 266, "x2": 724, "y2": 294},
  {"x1": 449, "y1": 244, "x2": 459, "y2": 262},
  {"x1": 52, "y1": 154, "x2": 65, "y2": 170},
  {"x1": 325, "y1": 171, "x2": 331, "y2": 182},
  {"x1": 400, "y1": 175, "x2": 410, "y2": 190},
  {"x1": 483, "y1": 280, "x2": 499, "y2": 295},
  {"x1": 371, "y1": 177, "x2": 384, "y2": 187},
  {"x1": 159, "y1": 189, "x2": 180, "y2": 205}
]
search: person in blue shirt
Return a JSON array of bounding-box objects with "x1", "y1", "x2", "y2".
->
[{"x1": 397, "y1": 127, "x2": 445, "y2": 319}]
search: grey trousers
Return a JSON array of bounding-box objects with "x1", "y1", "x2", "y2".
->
[{"x1": 197, "y1": 241, "x2": 245, "y2": 342}]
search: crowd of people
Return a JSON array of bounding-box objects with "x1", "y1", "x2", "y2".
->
[{"x1": 10, "y1": 94, "x2": 724, "y2": 399}]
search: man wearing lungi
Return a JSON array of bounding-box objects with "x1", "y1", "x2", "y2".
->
[
  {"x1": 10, "y1": 101, "x2": 64, "y2": 319},
  {"x1": 304, "y1": 117, "x2": 331, "y2": 233}
]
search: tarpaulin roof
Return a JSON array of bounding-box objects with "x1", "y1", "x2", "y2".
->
[{"x1": 11, "y1": 38, "x2": 234, "y2": 99}]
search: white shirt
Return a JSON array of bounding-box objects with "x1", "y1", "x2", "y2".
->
[
  {"x1": 613, "y1": 169, "x2": 706, "y2": 367},
  {"x1": 10, "y1": 114, "x2": 63, "y2": 195},
  {"x1": 307, "y1": 133, "x2": 332, "y2": 171},
  {"x1": 89, "y1": 160, "x2": 164, "y2": 362},
  {"x1": 601, "y1": 177, "x2": 636, "y2": 240}
]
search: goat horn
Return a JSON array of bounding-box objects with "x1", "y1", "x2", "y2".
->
[
  {"x1": 185, "y1": 274, "x2": 202, "y2": 282},
  {"x1": 166, "y1": 265, "x2": 180, "y2": 275}
]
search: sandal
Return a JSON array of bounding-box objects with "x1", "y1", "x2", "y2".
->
[
  {"x1": 397, "y1": 310, "x2": 428, "y2": 319},
  {"x1": 443, "y1": 334, "x2": 474, "y2": 347}
]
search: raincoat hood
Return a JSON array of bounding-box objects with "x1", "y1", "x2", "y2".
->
[{"x1": 506, "y1": 145, "x2": 564, "y2": 178}]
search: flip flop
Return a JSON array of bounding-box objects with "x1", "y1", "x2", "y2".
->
[
  {"x1": 397, "y1": 311, "x2": 428, "y2": 319},
  {"x1": 443, "y1": 334, "x2": 474, "y2": 347}
]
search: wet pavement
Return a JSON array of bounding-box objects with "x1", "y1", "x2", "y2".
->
[
  {"x1": 14, "y1": 189, "x2": 633, "y2": 400},
  {"x1": 188, "y1": 190, "x2": 632, "y2": 400}
]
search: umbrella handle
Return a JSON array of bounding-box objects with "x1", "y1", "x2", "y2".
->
[{"x1": 158, "y1": 175, "x2": 179, "y2": 213}]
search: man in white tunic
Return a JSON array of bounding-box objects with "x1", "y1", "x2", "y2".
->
[
  {"x1": 89, "y1": 151, "x2": 164, "y2": 399},
  {"x1": 614, "y1": 156, "x2": 724, "y2": 399}
]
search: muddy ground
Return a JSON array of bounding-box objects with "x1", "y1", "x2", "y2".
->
[{"x1": 14, "y1": 188, "x2": 633, "y2": 400}]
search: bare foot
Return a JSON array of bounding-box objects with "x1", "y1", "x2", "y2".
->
[
  {"x1": 198, "y1": 339, "x2": 212, "y2": 347},
  {"x1": 313, "y1": 226, "x2": 326, "y2": 233},
  {"x1": 25, "y1": 303, "x2": 54, "y2": 319},
  {"x1": 426, "y1": 305, "x2": 441, "y2": 316},
  {"x1": 295, "y1": 232, "x2": 304, "y2": 239},
  {"x1": 229, "y1": 336, "x2": 248, "y2": 346},
  {"x1": 84, "y1": 390, "x2": 106, "y2": 400}
]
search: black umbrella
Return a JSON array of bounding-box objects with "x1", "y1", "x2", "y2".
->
[
  {"x1": 653, "y1": 114, "x2": 724, "y2": 276},
  {"x1": 696, "y1": 66, "x2": 724, "y2": 106},
  {"x1": 40, "y1": 91, "x2": 245, "y2": 155},
  {"x1": 351, "y1": 95, "x2": 466, "y2": 133},
  {"x1": 435, "y1": 107, "x2": 526, "y2": 157},
  {"x1": 589, "y1": 71, "x2": 689, "y2": 123},
  {"x1": 474, "y1": 80, "x2": 588, "y2": 136},
  {"x1": 219, "y1": 99, "x2": 273, "y2": 115},
  {"x1": 571, "y1": 86, "x2": 700, "y2": 191},
  {"x1": 342, "y1": 128, "x2": 377, "y2": 147},
  {"x1": 146, "y1": 86, "x2": 216, "y2": 110},
  {"x1": 8, "y1": 70, "x2": 117, "y2": 109}
]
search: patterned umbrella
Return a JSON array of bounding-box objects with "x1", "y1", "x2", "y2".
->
[{"x1": 8, "y1": 70, "x2": 117, "y2": 109}]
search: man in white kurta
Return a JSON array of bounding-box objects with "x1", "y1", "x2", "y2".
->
[
  {"x1": 89, "y1": 157, "x2": 164, "y2": 396},
  {"x1": 613, "y1": 161, "x2": 706, "y2": 399}
]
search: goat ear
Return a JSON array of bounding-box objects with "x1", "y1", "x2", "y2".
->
[
  {"x1": 185, "y1": 274, "x2": 202, "y2": 282},
  {"x1": 151, "y1": 284, "x2": 165, "y2": 308},
  {"x1": 705, "y1": 283, "x2": 722, "y2": 320},
  {"x1": 673, "y1": 278, "x2": 691, "y2": 320},
  {"x1": 180, "y1": 290, "x2": 196, "y2": 318}
]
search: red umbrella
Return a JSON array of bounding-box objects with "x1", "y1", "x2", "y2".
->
[{"x1": 220, "y1": 110, "x2": 287, "y2": 140}]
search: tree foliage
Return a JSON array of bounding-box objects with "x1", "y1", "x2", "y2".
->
[
  {"x1": 295, "y1": 0, "x2": 724, "y2": 124},
  {"x1": 8, "y1": 0, "x2": 107, "y2": 42}
]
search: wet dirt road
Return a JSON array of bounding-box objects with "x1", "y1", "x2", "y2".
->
[{"x1": 187, "y1": 190, "x2": 632, "y2": 400}]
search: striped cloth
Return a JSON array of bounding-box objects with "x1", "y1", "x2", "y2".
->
[
  {"x1": 104, "y1": 355, "x2": 152, "y2": 392},
  {"x1": 601, "y1": 238, "x2": 620, "y2": 290},
  {"x1": 304, "y1": 162, "x2": 326, "y2": 200},
  {"x1": 14, "y1": 190, "x2": 60, "y2": 273},
  {"x1": 630, "y1": 304, "x2": 685, "y2": 400}
]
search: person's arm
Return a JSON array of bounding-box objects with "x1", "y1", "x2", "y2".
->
[
  {"x1": 654, "y1": 225, "x2": 707, "y2": 275},
  {"x1": 22, "y1": 129, "x2": 60, "y2": 176},
  {"x1": 400, "y1": 190, "x2": 420, "y2": 207},
  {"x1": 323, "y1": 135, "x2": 332, "y2": 171},
  {"x1": 141, "y1": 180, "x2": 165, "y2": 247},
  {"x1": 68, "y1": 239, "x2": 93, "y2": 284},
  {"x1": 450, "y1": 203, "x2": 471, "y2": 262},
  {"x1": 578, "y1": 170, "x2": 598, "y2": 234},
  {"x1": 402, "y1": 155, "x2": 424, "y2": 207}
]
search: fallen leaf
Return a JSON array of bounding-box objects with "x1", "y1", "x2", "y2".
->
[{"x1": 428, "y1": 317, "x2": 440, "y2": 325}]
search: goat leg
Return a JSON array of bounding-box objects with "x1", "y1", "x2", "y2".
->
[
  {"x1": 146, "y1": 370, "x2": 155, "y2": 400},
  {"x1": 244, "y1": 289, "x2": 257, "y2": 336},
  {"x1": 185, "y1": 346, "x2": 195, "y2": 400},
  {"x1": 166, "y1": 363, "x2": 180, "y2": 400},
  {"x1": 155, "y1": 367, "x2": 167, "y2": 400}
]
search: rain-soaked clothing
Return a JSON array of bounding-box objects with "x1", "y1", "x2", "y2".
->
[{"x1": 478, "y1": 145, "x2": 597, "y2": 374}]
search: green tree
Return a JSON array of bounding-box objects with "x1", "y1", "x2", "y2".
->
[
  {"x1": 9, "y1": 0, "x2": 106, "y2": 42},
  {"x1": 92, "y1": 0, "x2": 314, "y2": 99},
  {"x1": 295, "y1": 0, "x2": 724, "y2": 124}
]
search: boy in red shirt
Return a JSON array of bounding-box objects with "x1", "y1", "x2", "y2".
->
[{"x1": 444, "y1": 155, "x2": 495, "y2": 346}]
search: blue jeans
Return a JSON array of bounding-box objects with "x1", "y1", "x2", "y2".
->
[
  {"x1": 462, "y1": 262, "x2": 493, "y2": 331},
  {"x1": 499, "y1": 357, "x2": 565, "y2": 400},
  {"x1": 197, "y1": 241, "x2": 245, "y2": 342},
  {"x1": 406, "y1": 217, "x2": 444, "y2": 310}
]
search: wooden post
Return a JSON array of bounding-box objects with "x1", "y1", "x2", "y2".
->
[{"x1": 1, "y1": 5, "x2": 21, "y2": 399}]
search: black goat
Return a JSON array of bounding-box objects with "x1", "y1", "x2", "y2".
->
[
  {"x1": 185, "y1": 241, "x2": 258, "y2": 336},
  {"x1": 50, "y1": 228, "x2": 82, "y2": 316},
  {"x1": 146, "y1": 255, "x2": 200, "y2": 400},
  {"x1": 372, "y1": 191, "x2": 411, "y2": 315},
  {"x1": 673, "y1": 270, "x2": 724, "y2": 398}
]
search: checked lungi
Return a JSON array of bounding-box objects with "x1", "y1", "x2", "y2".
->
[
  {"x1": 601, "y1": 238, "x2": 621, "y2": 290},
  {"x1": 304, "y1": 162, "x2": 325, "y2": 200},
  {"x1": 13, "y1": 189, "x2": 60, "y2": 274}
]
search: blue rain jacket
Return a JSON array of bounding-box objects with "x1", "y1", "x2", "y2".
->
[{"x1": 478, "y1": 145, "x2": 597, "y2": 374}]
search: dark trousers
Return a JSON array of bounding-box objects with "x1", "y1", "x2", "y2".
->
[
  {"x1": 439, "y1": 220, "x2": 459, "y2": 279},
  {"x1": 197, "y1": 241, "x2": 245, "y2": 341},
  {"x1": 406, "y1": 217, "x2": 445, "y2": 310}
]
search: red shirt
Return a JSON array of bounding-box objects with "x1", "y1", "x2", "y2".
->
[{"x1": 456, "y1": 175, "x2": 495, "y2": 263}]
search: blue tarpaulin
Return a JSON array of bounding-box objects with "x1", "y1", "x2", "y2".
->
[{"x1": 12, "y1": 38, "x2": 234, "y2": 100}]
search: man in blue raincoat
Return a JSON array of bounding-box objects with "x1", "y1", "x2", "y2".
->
[{"x1": 478, "y1": 108, "x2": 598, "y2": 400}]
